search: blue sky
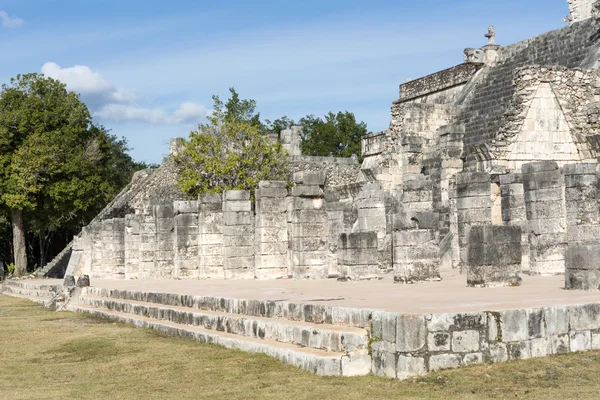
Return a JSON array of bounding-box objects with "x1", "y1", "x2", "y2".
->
[{"x1": 0, "y1": 0, "x2": 570, "y2": 163}]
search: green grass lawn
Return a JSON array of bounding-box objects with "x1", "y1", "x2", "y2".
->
[{"x1": 2, "y1": 295, "x2": 600, "y2": 400}]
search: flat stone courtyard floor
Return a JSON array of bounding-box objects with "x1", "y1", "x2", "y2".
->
[{"x1": 37, "y1": 272, "x2": 600, "y2": 313}]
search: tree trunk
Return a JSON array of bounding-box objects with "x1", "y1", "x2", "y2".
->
[{"x1": 11, "y1": 208, "x2": 27, "y2": 276}]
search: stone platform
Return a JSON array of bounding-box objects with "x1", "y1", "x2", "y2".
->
[
  {"x1": 80, "y1": 273, "x2": 599, "y2": 314},
  {"x1": 4, "y1": 274, "x2": 600, "y2": 380}
]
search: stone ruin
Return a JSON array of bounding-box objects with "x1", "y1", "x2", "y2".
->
[{"x1": 41, "y1": 0, "x2": 600, "y2": 292}]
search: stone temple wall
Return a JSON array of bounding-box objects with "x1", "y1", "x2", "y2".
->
[{"x1": 60, "y1": 4, "x2": 600, "y2": 294}]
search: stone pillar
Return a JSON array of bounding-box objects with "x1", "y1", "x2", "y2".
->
[
  {"x1": 564, "y1": 163, "x2": 600, "y2": 290},
  {"x1": 153, "y1": 205, "x2": 175, "y2": 278},
  {"x1": 174, "y1": 201, "x2": 199, "y2": 279},
  {"x1": 467, "y1": 226, "x2": 522, "y2": 287},
  {"x1": 522, "y1": 161, "x2": 566, "y2": 275},
  {"x1": 280, "y1": 126, "x2": 302, "y2": 156},
  {"x1": 254, "y1": 181, "x2": 289, "y2": 280},
  {"x1": 392, "y1": 175, "x2": 441, "y2": 283},
  {"x1": 101, "y1": 218, "x2": 125, "y2": 279},
  {"x1": 291, "y1": 172, "x2": 329, "y2": 279},
  {"x1": 456, "y1": 172, "x2": 492, "y2": 270},
  {"x1": 325, "y1": 190, "x2": 356, "y2": 277},
  {"x1": 124, "y1": 214, "x2": 142, "y2": 279},
  {"x1": 89, "y1": 221, "x2": 103, "y2": 278},
  {"x1": 393, "y1": 228, "x2": 440, "y2": 284},
  {"x1": 356, "y1": 183, "x2": 390, "y2": 273},
  {"x1": 338, "y1": 232, "x2": 380, "y2": 281},
  {"x1": 500, "y1": 173, "x2": 530, "y2": 273},
  {"x1": 223, "y1": 190, "x2": 254, "y2": 279},
  {"x1": 139, "y1": 213, "x2": 157, "y2": 279},
  {"x1": 198, "y1": 194, "x2": 224, "y2": 279}
]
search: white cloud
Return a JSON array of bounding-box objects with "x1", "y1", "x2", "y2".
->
[
  {"x1": 41, "y1": 62, "x2": 206, "y2": 125},
  {"x1": 41, "y1": 62, "x2": 136, "y2": 104},
  {"x1": 0, "y1": 10, "x2": 23, "y2": 28},
  {"x1": 94, "y1": 103, "x2": 207, "y2": 125}
]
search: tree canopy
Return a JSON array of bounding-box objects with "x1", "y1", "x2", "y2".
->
[
  {"x1": 0, "y1": 73, "x2": 144, "y2": 274},
  {"x1": 266, "y1": 112, "x2": 368, "y2": 159},
  {"x1": 176, "y1": 90, "x2": 289, "y2": 199},
  {"x1": 299, "y1": 112, "x2": 367, "y2": 159}
]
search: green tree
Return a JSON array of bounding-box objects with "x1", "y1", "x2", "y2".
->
[
  {"x1": 0, "y1": 73, "x2": 93, "y2": 275},
  {"x1": 264, "y1": 116, "x2": 296, "y2": 135},
  {"x1": 299, "y1": 111, "x2": 367, "y2": 159},
  {"x1": 211, "y1": 87, "x2": 262, "y2": 128},
  {"x1": 24, "y1": 125, "x2": 145, "y2": 267},
  {"x1": 176, "y1": 92, "x2": 289, "y2": 199},
  {"x1": 0, "y1": 73, "x2": 142, "y2": 275}
]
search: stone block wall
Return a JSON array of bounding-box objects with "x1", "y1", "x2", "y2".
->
[
  {"x1": 456, "y1": 172, "x2": 492, "y2": 270},
  {"x1": 522, "y1": 162, "x2": 566, "y2": 275},
  {"x1": 291, "y1": 172, "x2": 329, "y2": 279},
  {"x1": 371, "y1": 303, "x2": 600, "y2": 380},
  {"x1": 223, "y1": 191, "x2": 254, "y2": 280},
  {"x1": 174, "y1": 201, "x2": 199, "y2": 278},
  {"x1": 355, "y1": 183, "x2": 391, "y2": 273},
  {"x1": 564, "y1": 163, "x2": 600, "y2": 290},
  {"x1": 467, "y1": 226, "x2": 522, "y2": 287},
  {"x1": 198, "y1": 194, "x2": 224, "y2": 279},
  {"x1": 500, "y1": 173, "x2": 530, "y2": 272},
  {"x1": 153, "y1": 205, "x2": 175, "y2": 278},
  {"x1": 337, "y1": 232, "x2": 380, "y2": 281},
  {"x1": 140, "y1": 213, "x2": 157, "y2": 278},
  {"x1": 393, "y1": 229, "x2": 440, "y2": 284},
  {"x1": 255, "y1": 182, "x2": 289, "y2": 280},
  {"x1": 124, "y1": 215, "x2": 142, "y2": 279}
]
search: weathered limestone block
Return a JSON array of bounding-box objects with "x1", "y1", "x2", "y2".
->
[
  {"x1": 456, "y1": 172, "x2": 492, "y2": 270},
  {"x1": 76, "y1": 275, "x2": 90, "y2": 288},
  {"x1": 124, "y1": 214, "x2": 142, "y2": 279},
  {"x1": 564, "y1": 163, "x2": 600, "y2": 290},
  {"x1": 198, "y1": 194, "x2": 224, "y2": 279},
  {"x1": 65, "y1": 226, "x2": 92, "y2": 278},
  {"x1": 393, "y1": 229, "x2": 440, "y2": 283},
  {"x1": 139, "y1": 213, "x2": 157, "y2": 278},
  {"x1": 174, "y1": 201, "x2": 199, "y2": 278},
  {"x1": 355, "y1": 182, "x2": 392, "y2": 273},
  {"x1": 223, "y1": 190, "x2": 254, "y2": 279},
  {"x1": 291, "y1": 172, "x2": 328, "y2": 279},
  {"x1": 99, "y1": 218, "x2": 126, "y2": 279},
  {"x1": 337, "y1": 232, "x2": 381, "y2": 281},
  {"x1": 500, "y1": 173, "x2": 530, "y2": 273},
  {"x1": 89, "y1": 221, "x2": 103, "y2": 278},
  {"x1": 566, "y1": 244, "x2": 600, "y2": 290},
  {"x1": 522, "y1": 162, "x2": 565, "y2": 275},
  {"x1": 467, "y1": 225, "x2": 522, "y2": 287},
  {"x1": 255, "y1": 181, "x2": 289, "y2": 280},
  {"x1": 153, "y1": 205, "x2": 175, "y2": 278},
  {"x1": 564, "y1": 163, "x2": 598, "y2": 226},
  {"x1": 280, "y1": 126, "x2": 302, "y2": 156}
]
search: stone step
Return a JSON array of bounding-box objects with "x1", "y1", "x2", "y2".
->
[
  {"x1": 80, "y1": 295, "x2": 368, "y2": 354},
  {"x1": 81, "y1": 287, "x2": 373, "y2": 329},
  {"x1": 1, "y1": 291, "x2": 51, "y2": 305},
  {"x1": 67, "y1": 304, "x2": 371, "y2": 377},
  {"x1": 2, "y1": 286, "x2": 55, "y2": 299},
  {"x1": 3, "y1": 280, "x2": 61, "y2": 291}
]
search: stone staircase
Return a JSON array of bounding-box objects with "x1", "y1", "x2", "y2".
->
[
  {"x1": 66, "y1": 287, "x2": 372, "y2": 376},
  {"x1": 0, "y1": 280, "x2": 61, "y2": 304}
]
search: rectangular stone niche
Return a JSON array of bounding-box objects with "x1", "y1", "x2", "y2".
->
[{"x1": 467, "y1": 225, "x2": 522, "y2": 287}]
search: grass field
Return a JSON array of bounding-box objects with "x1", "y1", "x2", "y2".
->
[{"x1": 2, "y1": 295, "x2": 600, "y2": 400}]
